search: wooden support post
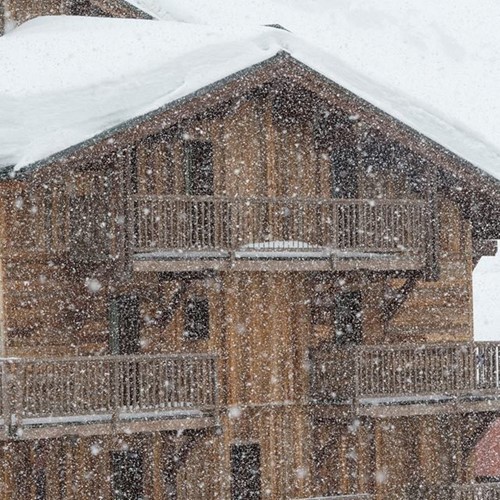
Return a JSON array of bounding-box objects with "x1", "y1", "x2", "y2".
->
[
  {"x1": 425, "y1": 162, "x2": 440, "y2": 280},
  {"x1": 357, "y1": 417, "x2": 373, "y2": 495},
  {"x1": 112, "y1": 358, "x2": 120, "y2": 427},
  {"x1": 374, "y1": 421, "x2": 385, "y2": 500},
  {"x1": 152, "y1": 433, "x2": 165, "y2": 500}
]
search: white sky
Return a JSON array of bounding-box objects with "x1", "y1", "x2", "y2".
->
[
  {"x1": 129, "y1": 0, "x2": 500, "y2": 170},
  {"x1": 474, "y1": 249, "x2": 500, "y2": 341}
]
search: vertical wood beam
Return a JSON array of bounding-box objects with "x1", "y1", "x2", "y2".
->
[
  {"x1": 264, "y1": 92, "x2": 277, "y2": 197},
  {"x1": 152, "y1": 432, "x2": 164, "y2": 500},
  {"x1": 374, "y1": 421, "x2": 385, "y2": 500},
  {"x1": 357, "y1": 417, "x2": 374, "y2": 494},
  {"x1": 425, "y1": 162, "x2": 440, "y2": 280}
]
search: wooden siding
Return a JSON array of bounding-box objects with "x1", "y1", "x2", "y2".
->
[
  {"x1": 0, "y1": 75, "x2": 488, "y2": 500},
  {"x1": 1, "y1": 0, "x2": 141, "y2": 31},
  {"x1": 385, "y1": 198, "x2": 474, "y2": 342},
  {"x1": 3, "y1": 0, "x2": 64, "y2": 28}
]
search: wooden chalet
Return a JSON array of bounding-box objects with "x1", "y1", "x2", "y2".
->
[{"x1": 2, "y1": 3, "x2": 500, "y2": 500}]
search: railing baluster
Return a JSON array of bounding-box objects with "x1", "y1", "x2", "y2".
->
[
  {"x1": 310, "y1": 342, "x2": 500, "y2": 404},
  {"x1": 129, "y1": 196, "x2": 428, "y2": 257}
]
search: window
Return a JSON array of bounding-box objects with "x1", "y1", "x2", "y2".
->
[
  {"x1": 184, "y1": 141, "x2": 215, "y2": 248},
  {"x1": 34, "y1": 468, "x2": 46, "y2": 500},
  {"x1": 111, "y1": 451, "x2": 144, "y2": 500},
  {"x1": 109, "y1": 295, "x2": 140, "y2": 355},
  {"x1": 183, "y1": 296, "x2": 210, "y2": 340},
  {"x1": 334, "y1": 291, "x2": 362, "y2": 345},
  {"x1": 331, "y1": 149, "x2": 358, "y2": 199},
  {"x1": 184, "y1": 141, "x2": 214, "y2": 196},
  {"x1": 231, "y1": 443, "x2": 262, "y2": 500}
]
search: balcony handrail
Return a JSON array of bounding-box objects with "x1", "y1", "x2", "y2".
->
[
  {"x1": 293, "y1": 495, "x2": 373, "y2": 500},
  {"x1": 132, "y1": 194, "x2": 427, "y2": 204},
  {"x1": 310, "y1": 342, "x2": 500, "y2": 403},
  {"x1": 0, "y1": 353, "x2": 218, "y2": 435},
  {"x1": 0, "y1": 352, "x2": 217, "y2": 363},
  {"x1": 132, "y1": 195, "x2": 430, "y2": 256},
  {"x1": 311, "y1": 341, "x2": 500, "y2": 355}
]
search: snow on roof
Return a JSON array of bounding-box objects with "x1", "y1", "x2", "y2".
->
[
  {"x1": 2, "y1": 8, "x2": 500, "y2": 179},
  {"x1": 0, "y1": 16, "x2": 292, "y2": 170}
]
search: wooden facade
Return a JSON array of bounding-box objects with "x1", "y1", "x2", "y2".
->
[
  {"x1": 0, "y1": 0, "x2": 149, "y2": 34},
  {"x1": 2, "y1": 14, "x2": 500, "y2": 500}
]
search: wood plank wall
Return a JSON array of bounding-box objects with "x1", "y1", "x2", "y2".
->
[
  {"x1": 0, "y1": 82, "x2": 480, "y2": 499},
  {"x1": 386, "y1": 198, "x2": 473, "y2": 343}
]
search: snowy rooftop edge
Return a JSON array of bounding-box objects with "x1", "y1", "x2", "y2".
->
[{"x1": 1, "y1": 16, "x2": 500, "y2": 182}]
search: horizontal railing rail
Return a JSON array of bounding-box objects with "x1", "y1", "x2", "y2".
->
[
  {"x1": 311, "y1": 342, "x2": 500, "y2": 403},
  {"x1": 132, "y1": 195, "x2": 429, "y2": 256},
  {"x1": 0, "y1": 353, "x2": 217, "y2": 432},
  {"x1": 293, "y1": 495, "x2": 374, "y2": 500},
  {"x1": 454, "y1": 483, "x2": 500, "y2": 500}
]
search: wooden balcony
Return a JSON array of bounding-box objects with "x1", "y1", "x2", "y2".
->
[
  {"x1": 132, "y1": 196, "x2": 430, "y2": 272},
  {"x1": 0, "y1": 354, "x2": 218, "y2": 440},
  {"x1": 454, "y1": 483, "x2": 500, "y2": 499},
  {"x1": 311, "y1": 343, "x2": 500, "y2": 417}
]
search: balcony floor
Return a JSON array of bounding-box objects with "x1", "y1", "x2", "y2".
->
[
  {"x1": 133, "y1": 249, "x2": 425, "y2": 273},
  {"x1": 358, "y1": 393, "x2": 500, "y2": 418},
  {"x1": 0, "y1": 409, "x2": 217, "y2": 441}
]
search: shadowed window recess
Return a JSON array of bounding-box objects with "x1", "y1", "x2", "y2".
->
[
  {"x1": 183, "y1": 295, "x2": 210, "y2": 341},
  {"x1": 231, "y1": 443, "x2": 262, "y2": 500},
  {"x1": 111, "y1": 450, "x2": 144, "y2": 500}
]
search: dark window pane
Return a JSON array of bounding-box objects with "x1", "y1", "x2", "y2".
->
[
  {"x1": 184, "y1": 296, "x2": 210, "y2": 341},
  {"x1": 109, "y1": 295, "x2": 140, "y2": 355},
  {"x1": 111, "y1": 451, "x2": 144, "y2": 500},
  {"x1": 185, "y1": 141, "x2": 214, "y2": 196},
  {"x1": 231, "y1": 444, "x2": 261, "y2": 500},
  {"x1": 331, "y1": 150, "x2": 358, "y2": 199},
  {"x1": 35, "y1": 468, "x2": 46, "y2": 500},
  {"x1": 334, "y1": 291, "x2": 362, "y2": 345}
]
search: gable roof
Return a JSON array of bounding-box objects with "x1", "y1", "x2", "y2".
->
[{"x1": 2, "y1": 14, "x2": 500, "y2": 189}]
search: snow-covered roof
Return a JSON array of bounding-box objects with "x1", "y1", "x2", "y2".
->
[{"x1": 1, "y1": 3, "x2": 500, "y2": 181}]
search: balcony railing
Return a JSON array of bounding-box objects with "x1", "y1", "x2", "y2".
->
[
  {"x1": 0, "y1": 354, "x2": 217, "y2": 436},
  {"x1": 132, "y1": 196, "x2": 429, "y2": 256},
  {"x1": 454, "y1": 483, "x2": 500, "y2": 500},
  {"x1": 311, "y1": 343, "x2": 500, "y2": 405}
]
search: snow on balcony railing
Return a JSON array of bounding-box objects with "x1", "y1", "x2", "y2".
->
[
  {"x1": 132, "y1": 196, "x2": 429, "y2": 256},
  {"x1": 0, "y1": 354, "x2": 217, "y2": 434},
  {"x1": 311, "y1": 343, "x2": 500, "y2": 403}
]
